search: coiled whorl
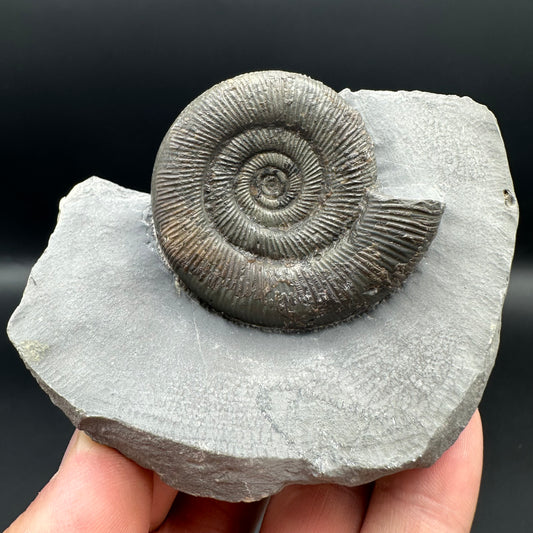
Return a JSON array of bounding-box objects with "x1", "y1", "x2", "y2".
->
[{"x1": 152, "y1": 71, "x2": 444, "y2": 331}]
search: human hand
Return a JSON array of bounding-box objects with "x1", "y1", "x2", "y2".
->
[{"x1": 7, "y1": 410, "x2": 482, "y2": 532}]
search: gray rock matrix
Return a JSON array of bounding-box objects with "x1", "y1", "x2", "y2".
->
[{"x1": 8, "y1": 90, "x2": 518, "y2": 502}]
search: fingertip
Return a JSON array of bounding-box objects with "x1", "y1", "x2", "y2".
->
[
  {"x1": 261, "y1": 483, "x2": 370, "y2": 533},
  {"x1": 426, "y1": 409, "x2": 483, "y2": 505},
  {"x1": 361, "y1": 410, "x2": 483, "y2": 533},
  {"x1": 150, "y1": 472, "x2": 178, "y2": 531}
]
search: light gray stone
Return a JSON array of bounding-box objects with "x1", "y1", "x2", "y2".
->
[{"x1": 8, "y1": 90, "x2": 518, "y2": 502}]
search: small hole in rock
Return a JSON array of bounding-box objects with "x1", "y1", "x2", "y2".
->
[{"x1": 503, "y1": 189, "x2": 516, "y2": 207}]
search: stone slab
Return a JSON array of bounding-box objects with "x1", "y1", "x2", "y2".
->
[{"x1": 8, "y1": 90, "x2": 518, "y2": 501}]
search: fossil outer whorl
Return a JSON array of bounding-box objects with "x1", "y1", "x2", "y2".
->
[{"x1": 151, "y1": 71, "x2": 444, "y2": 330}]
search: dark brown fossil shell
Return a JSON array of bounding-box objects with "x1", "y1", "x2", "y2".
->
[{"x1": 151, "y1": 71, "x2": 444, "y2": 331}]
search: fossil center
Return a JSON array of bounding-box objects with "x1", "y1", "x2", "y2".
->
[{"x1": 250, "y1": 166, "x2": 289, "y2": 207}]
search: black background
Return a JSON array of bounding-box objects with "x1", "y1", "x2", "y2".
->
[{"x1": 1, "y1": 1, "x2": 532, "y2": 530}]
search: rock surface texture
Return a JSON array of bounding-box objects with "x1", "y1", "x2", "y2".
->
[{"x1": 8, "y1": 90, "x2": 518, "y2": 501}]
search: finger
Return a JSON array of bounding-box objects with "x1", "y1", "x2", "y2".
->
[
  {"x1": 7, "y1": 430, "x2": 154, "y2": 533},
  {"x1": 156, "y1": 492, "x2": 262, "y2": 533},
  {"x1": 150, "y1": 472, "x2": 179, "y2": 531},
  {"x1": 260, "y1": 483, "x2": 371, "y2": 533},
  {"x1": 361, "y1": 410, "x2": 483, "y2": 533}
]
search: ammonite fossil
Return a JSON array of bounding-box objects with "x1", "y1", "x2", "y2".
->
[{"x1": 151, "y1": 71, "x2": 444, "y2": 331}]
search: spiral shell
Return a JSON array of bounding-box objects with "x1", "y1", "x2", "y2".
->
[{"x1": 151, "y1": 71, "x2": 444, "y2": 331}]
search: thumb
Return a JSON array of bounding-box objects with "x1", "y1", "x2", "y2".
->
[{"x1": 7, "y1": 430, "x2": 153, "y2": 533}]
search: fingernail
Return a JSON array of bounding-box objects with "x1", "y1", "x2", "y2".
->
[{"x1": 60, "y1": 429, "x2": 96, "y2": 466}]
